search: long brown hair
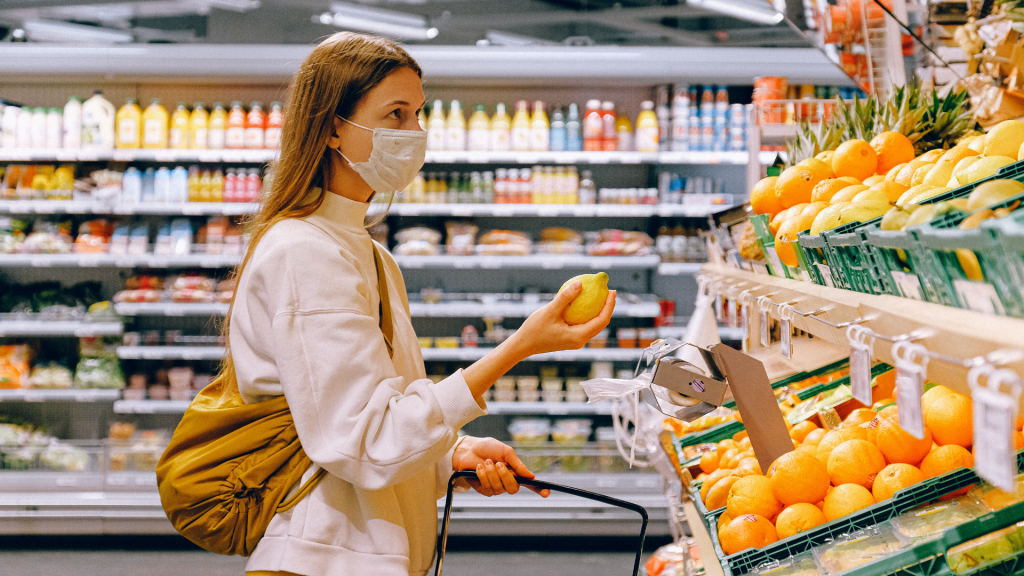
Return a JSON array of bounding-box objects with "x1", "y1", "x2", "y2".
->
[{"x1": 218, "y1": 32, "x2": 422, "y2": 391}]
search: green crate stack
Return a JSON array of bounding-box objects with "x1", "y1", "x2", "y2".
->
[
  {"x1": 822, "y1": 218, "x2": 890, "y2": 295},
  {"x1": 992, "y1": 215, "x2": 1024, "y2": 315},
  {"x1": 796, "y1": 231, "x2": 839, "y2": 288},
  {"x1": 751, "y1": 214, "x2": 809, "y2": 281},
  {"x1": 866, "y1": 227, "x2": 936, "y2": 301}
]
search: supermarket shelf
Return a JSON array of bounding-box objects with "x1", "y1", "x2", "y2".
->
[
  {"x1": 657, "y1": 262, "x2": 704, "y2": 276},
  {"x1": 0, "y1": 201, "x2": 258, "y2": 215},
  {"x1": 758, "y1": 124, "x2": 799, "y2": 145},
  {"x1": 113, "y1": 399, "x2": 192, "y2": 414},
  {"x1": 486, "y1": 401, "x2": 613, "y2": 415},
  {"x1": 113, "y1": 302, "x2": 230, "y2": 316},
  {"x1": 0, "y1": 148, "x2": 277, "y2": 163},
  {"x1": 0, "y1": 388, "x2": 121, "y2": 402},
  {"x1": 409, "y1": 300, "x2": 661, "y2": 318},
  {"x1": 0, "y1": 253, "x2": 241, "y2": 268},
  {"x1": 116, "y1": 346, "x2": 225, "y2": 360},
  {"x1": 394, "y1": 254, "x2": 661, "y2": 270},
  {"x1": 421, "y1": 347, "x2": 645, "y2": 362},
  {"x1": 0, "y1": 319, "x2": 123, "y2": 337},
  {"x1": 703, "y1": 264, "x2": 1024, "y2": 408},
  {"x1": 390, "y1": 203, "x2": 731, "y2": 218}
]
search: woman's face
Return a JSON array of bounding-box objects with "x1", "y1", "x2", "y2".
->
[{"x1": 331, "y1": 66, "x2": 425, "y2": 164}]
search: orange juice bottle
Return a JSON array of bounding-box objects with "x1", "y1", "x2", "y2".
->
[
  {"x1": 142, "y1": 98, "x2": 168, "y2": 149},
  {"x1": 264, "y1": 101, "x2": 284, "y2": 149},
  {"x1": 169, "y1": 102, "x2": 190, "y2": 149},
  {"x1": 510, "y1": 101, "x2": 530, "y2": 152},
  {"x1": 490, "y1": 103, "x2": 511, "y2": 152},
  {"x1": 208, "y1": 102, "x2": 227, "y2": 150},
  {"x1": 635, "y1": 100, "x2": 659, "y2": 153},
  {"x1": 189, "y1": 103, "x2": 209, "y2": 149},
  {"x1": 225, "y1": 101, "x2": 246, "y2": 150},
  {"x1": 115, "y1": 98, "x2": 141, "y2": 149},
  {"x1": 210, "y1": 169, "x2": 225, "y2": 202},
  {"x1": 245, "y1": 101, "x2": 266, "y2": 149},
  {"x1": 530, "y1": 101, "x2": 550, "y2": 152}
]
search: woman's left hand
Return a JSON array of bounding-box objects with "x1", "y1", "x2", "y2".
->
[{"x1": 452, "y1": 436, "x2": 550, "y2": 498}]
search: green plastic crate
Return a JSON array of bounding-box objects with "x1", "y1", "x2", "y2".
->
[
  {"x1": 866, "y1": 227, "x2": 940, "y2": 303},
  {"x1": 792, "y1": 362, "x2": 892, "y2": 402},
  {"x1": 796, "y1": 231, "x2": 839, "y2": 288},
  {"x1": 822, "y1": 218, "x2": 890, "y2": 295},
  {"x1": 723, "y1": 358, "x2": 852, "y2": 410},
  {"x1": 991, "y1": 215, "x2": 1024, "y2": 317}
]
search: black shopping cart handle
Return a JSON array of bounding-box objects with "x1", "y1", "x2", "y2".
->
[{"x1": 435, "y1": 469, "x2": 650, "y2": 576}]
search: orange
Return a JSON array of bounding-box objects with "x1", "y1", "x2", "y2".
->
[
  {"x1": 795, "y1": 443, "x2": 818, "y2": 457},
  {"x1": 872, "y1": 463, "x2": 925, "y2": 502},
  {"x1": 827, "y1": 439, "x2": 886, "y2": 488},
  {"x1": 863, "y1": 174, "x2": 886, "y2": 186},
  {"x1": 815, "y1": 427, "x2": 868, "y2": 465},
  {"x1": 738, "y1": 457, "x2": 763, "y2": 475},
  {"x1": 830, "y1": 184, "x2": 870, "y2": 204},
  {"x1": 776, "y1": 165, "x2": 824, "y2": 208},
  {"x1": 798, "y1": 157, "x2": 835, "y2": 180},
  {"x1": 921, "y1": 385, "x2": 955, "y2": 415},
  {"x1": 718, "y1": 439, "x2": 739, "y2": 455},
  {"x1": 720, "y1": 514, "x2": 778, "y2": 555},
  {"x1": 700, "y1": 468, "x2": 737, "y2": 502},
  {"x1": 810, "y1": 178, "x2": 851, "y2": 203},
  {"x1": 697, "y1": 473, "x2": 708, "y2": 481},
  {"x1": 869, "y1": 180, "x2": 910, "y2": 203},
  {"x1": 802, "y1": 428, "x2": 827, "y2": 447},
  {"x1": 816, "y1": 150, "x2": 835, "y2": 164},
  {"x1": 734, "y1": 431, "x2": 750, "y2": 442},
  {"x1": 876, "y1": 413, "x2": 933, "y2": 465},
  {"x1": 790, "y1": 420, "x2": 819, "y2": 443},
  {"x1": 718, "y1": 512, "x2": 734, "y2": 539},
  {"x1": 775, "y1": 503, "x2": 827, "y2": 539},
  {"x1": 920, "y1": 445, "x2": 974, "y2": 479},
  {"x1": 925, "y1": 391, "x2": 973, "y2": 448},
  {"x1": 770, "y1": 208, "x2": 793, "y2": 236},
  {"x1": 738, "y1": 436, "x2": 753, "y2": 450},
  {"x1": 775, "y1": 215, "x2": 814, "y2": 267},
  {"x1": 843, "y1": 408, "x2": 876, "y2": 428},
  {"x1": 721, "y1": 448, "x2": 741, "y2": 469},
  {"x1": 727, "y1": 475, "x2": 784, "y2": 520},
  {"x1": 707, "y1": 475, "x2": 742, "y2": 510},
  {"x1": 861, "y1": 418, "x2": 879, "y2": 446},
  {"x1": 700, "y1": 451, "x2": 721, "y2": 474},
  {"x1": 751, "y1": 177, "x2": 784, "y2": 216},
  {"x1": 832, "y1": 139, "x2": 879, "y2": 180},
  {"x1": 822, "y1": 484, "x2": 876, "y2": 521},
  {"x1": 871, "y1": 131, "x2": 916, "y2": 174},
  {"x1": 873, "y1": 370, "x2": 897, "y2": 402},
  {"x1": 768, "y1": 450, "x2": 830, "y2": 505}
]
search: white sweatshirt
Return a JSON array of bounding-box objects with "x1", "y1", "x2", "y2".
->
[{"x1": 230, "y1": 190, "x2": 487, "y2": 576}]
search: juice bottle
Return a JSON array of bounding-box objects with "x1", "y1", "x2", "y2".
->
[
  {"x1": 600, "y1": 101, "x2": 617, "y2": 152},
  {"x1": 81, "y1": 91, "x2": 115, "y2": 150},
  {"x1": 189, "y1": 103, "x2": 209, "y2": 149},
  {"x1": 169, "y1": 103, "x2": 190, "y2": 149},
  {"x1": 264, "y1": 102, "x2": 283, "y2": 149},
  {"x1": 63, "y1": 96, "x2": 82, "y2": 149},
  {"x1": 142, "y1": 98, "x2": 169, "y2": 149},
  {"x1": 635, "y1": 100, "x2": 660, "y2": 153},
  {"x1": 115, "y1": 98, "x2": 142, "y2": 149},
  {"x1": 565, "y1": 103, "x2": 582, "y2": 152},
  {"x1": 187, "y1": 166, "x2": 200, "y2": 202},
  {"x1": 410, "y1": 171, "x2": 426, "y2": 203},
  {"x1": 30, "y1": 108, "x2": 46, "y2": 148},
  {"x1": 247, "y1": 169, "x2": 262, "y2": 202},
  {"x1": 490, "y1": 103, "x2": 511, "y2": 152},
  {"x1": 444, "y1": 100, "x2": 466, "y2": 151},
  {"x1": 426, "y1": 100, "x2": 445, "y2": 151},
  {"x1": 245, "y1": 101, "x2": 266, "y2": 149},
  {"x1": 199, "y1": 169, "x2": 212, "y2": 202},
  {"x1": 582, "y1": 99, "x2": 603, "y2": 151},
  {"x1": 549, "y1": 107, "x2": 566, "y2": 152},
  {"x1": 510, "y1": 100, "x2": 530, "y2": 152},
  {"x1": 225, "y1": 101, "x2": 246, "y2": 150},
  {"x1": 45, "y1": 108, "x2": 62, "y2": 149},
  {"x1": 467, "y1": 104, "x2": 490, "y2": 152},
  {"x1": 615, "y1": 110, "x2": 633, "y2": 152},
  {"x1": 208, "y1": 102, "x2": 227, "y2": 150},
  {"x1": 223, "y1": 169, "x2": 236, "y2": 203},
  {"x1": 529, "y1": 101, "x2": 549, "y2": 152},
  {"x1": 210, "y1": 169, "x2": 225, "y2": 202}
]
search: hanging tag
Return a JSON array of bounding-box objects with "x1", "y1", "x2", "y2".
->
[
  {"x1": 740, "y1": 303, "x2": 750, "y2": 353},
  {"x1": 715, "y1": 292, "x2": 724, "y2": 322},
  {"x1": 971, "y1": 367, "x2": 1022, "y2": 492},
  {"x1": 847, "y1": 325, "x2": 873, "y2": 406},
  {"x1": 727, "y1": 297, "x2": 738, "y2": 329},
  {"x1": 780, "y1": 316, "x2": 792, "y2": 359},
  {"x1": 759, "y1": 298, "x2": 771, "y2": 348},
  {"x1": 893, "y1": 341, "x2": 929, "y2": 440}
]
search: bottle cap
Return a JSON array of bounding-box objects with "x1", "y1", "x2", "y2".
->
[
  {"x1": 126, "y1": 98, "x2": 136, "y2": 105},
  {"x1": 251, "y1": 101, "x2": 262, "y2": 108},
  {"x1": 474, "y1": 104, "x2": 486, "y2": 112},
  {"x1": 642, "y1": 100, "x2": 654, "y2": 110},
  {"x1": 177, "y1": 102, "x2": 187, "y2": 108},
  {"x1": 231, "y1": 101, "x2": 242, "y2": 107},
  {"x1": 194, "y1": 102, "x2": 204, "y2": 109},
  {"x1": 151, "y1": 98, "x2": 160, "y2": 104},
  {"x1": 601, "y1": 101, "x2": 614, "y2": 109},
  {"x1": 586, "y1": 99, "x2": 601, "y2": 108},
  {"x1": 213, "y1": 102, "x2": 224, "y2": 108}
]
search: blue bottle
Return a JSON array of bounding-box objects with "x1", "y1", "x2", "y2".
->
[
  {"x1": 564, "y1": 103, "x2": 582, "y2": 152},
  {"x1": 122, "y1": 167, "x2": 141, "y2": 204},
  {"x1": 549, "y1": 107, "x2": 566, "y2": 152},
  {"x1": 141, "y1": 168, "x2": 155, "y2": 203}
]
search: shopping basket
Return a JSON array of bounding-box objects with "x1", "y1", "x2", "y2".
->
[{"x1": 434, "y1": 469, "x2": 650, "y2": 576}]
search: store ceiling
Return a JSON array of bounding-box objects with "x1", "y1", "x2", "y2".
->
[{"x1": 0, "y1": 0, "x2": 815, "y2": 48}]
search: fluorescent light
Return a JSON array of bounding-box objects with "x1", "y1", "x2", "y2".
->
[
  {"x1": 484, "y1": 30, "x2": 560, "y2": 47},
  {"x1": 318, "y1": 2, "x2": 438, "y2": 40},
  {"x1": 22, "y1": 19, "x2": 134, "y2": 43},
  {"x1": 202, "y1": 0, "x2": 262, "y2": 13},
  {"x1": 686, "y1": 0, "x2": 785, "y2": 25}
]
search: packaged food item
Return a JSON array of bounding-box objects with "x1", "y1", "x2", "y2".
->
[
  {"x1": 417, "y1": 337, "x2": 433, "y2": 349},
  {"x1": 130, "y1": 430, "x2": 167, "y2": 472},
  {"x1": 751, "y1": 553, "x2": 821, "y2": 576},
  {"x1": 394, "y1": 226, "x2": 442, "y2": 256},
  {"x1": 586, "y1": 229, "x2": 654, "y2": 256},
  {"x1": 477, "y1": 229, "x2": 531, "y2": 256},
  {"x1": 460, "y1": 325, "x2": 478, "y2": 348},
  {"x1": 73, "y1": 219, "x2": 113, "y2": 254},
  {"x1": 786, "y1": 385, "x2": 855, "y2": 425},
  {"x1": 27, "y1": 362, "x2": 73, "y2": 389},
  {"x1": 445, "y1": 221, "x2": 478, "y2": 256},
  {"x1": 970, "y1": 476, "x2": 1024, "y2": 511},
  {"x1": 946, "y1": 521, "x2": 1024, "y2": 573},
  {"x1": 892, "y1": 497, "x2": 990, "y2": 543},
  {"x1": 18, "y1": 219, "x2": 73, "y2": 254},
  {"x1": 435, "y1": 337, "x2": 459, "y2": 349},
  {"x1": 508, "y1": 418, "x2": 550, "y2": 443},
  {"x1": 812, "y1": 525, "x2": 909, "y2": 575},
  {"x1": 0, "y1": 344, "x2": 33, "y2": 389}
]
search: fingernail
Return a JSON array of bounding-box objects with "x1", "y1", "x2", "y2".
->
[{"x1": 486, "y1": 459, "x2": 493, "y2": 466}]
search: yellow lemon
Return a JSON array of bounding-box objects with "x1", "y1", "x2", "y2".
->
[
  {"x1": 983, "y1": 120, "x2": 1024, "y2": 158},
  {"x1": 560, "y1": 272, "x2": 610, "y2": 325}
]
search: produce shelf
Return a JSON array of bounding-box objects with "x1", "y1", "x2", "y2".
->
[
  {"x1": 0, "y1": 319, "x2": 123, "y2": 337},
  {"x1": 116, "y1": 346, "x2": 225, "y2": 360},
  {"x1": 0, "y1": 253, "x2": 241, "y2": 268},
  {"x1": 393, "y1": 254, "x2": 662, "y2": 270},
  {"x1": 421, "y1": 347, "x2": 645, "y2": 362},
  {"x1": 113, "y1": 302, "x2": 230, "y2": 316},
  {"x1": 0, "y1": 389, "x2": 121, "y2": 402},
  {"x1": 658, "y1": 262, "x2": 705, "y2": 275}
]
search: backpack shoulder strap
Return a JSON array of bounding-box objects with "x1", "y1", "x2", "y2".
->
[{"x1": 372, "y1": 243, "x2": 395, "y2": 359}]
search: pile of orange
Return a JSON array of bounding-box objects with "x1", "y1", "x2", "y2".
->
[{"x1": 698, "y1": 382, "x2": 1006, "y2": 556}]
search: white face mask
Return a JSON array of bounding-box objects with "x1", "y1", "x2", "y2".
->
[{"x1": 336, "y1": 117, "x2": 427, "y2": 195}]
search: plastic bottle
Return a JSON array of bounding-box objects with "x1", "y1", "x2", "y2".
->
[
  {"x1": 170, "y1": 166, "x2": 189, "y2": 203},
  {"x1": 223, "y1": 169, "x2": 236, "y2": 203},
  {"x1": 549, "y1": 107, "x2": 566, "y2": 152},
  {"x1": 208, "y1": 103, "x2": 227, "y2": 150},
  {"x1": 582, "y1": 99, "x2": 603, "y2": 151},
  {"x1": 635, "y1": 101, "x2": 660, "y2": 153},
  {"x1": 565, "y1": 103, "x2": 582, "y2": 152},
  {"x1": 187, "y1": 166, "x2": 201, "y2": 202},
  {"x1": 45, "y1": 108, "x2": 62, "y2": 149},
  {"x1": 199, "y1": 170, "x2": 213, "y2": 201},
  {"x1": 245, "y1": 102, "x2": 266, "y2": 150},
  {"x1": 490, "y1": 103, "x2": 511, "y2": 152},
  {"x1": 154, "y1": 167, "x2": 171, "y2": 202},
  {"x1": 600, "y1": 101, "x2": 616, "y2": 152},
  {"x1": 410, "y1": 171, "x2": 426, "y2": 203},
  {"x1": 1, "y1": 106, "x2": 19, "y2": 149},
  {"x1": 510, "y1": 101, "x2": 531, "y2": 152},
  {"x1": 567, "y1": 166, "x2": 580, "y2": 204},
  {"x1": 141, "y1": 168, "x2": 156, "y2": 202},
  {"x1": 426, "y1": 100, "x2": 446, "y2": 151},
  {"x1": 482, "y1": 171, "x2": 495, "y2": 203},
  {"x1": 225, "y1": 102, "x2": 246, "y2": 150},
  {"x1": 445, "y1": 100, "x2": 466, "y2": 152},
  {"x1": 16, "y1": 108, "x2": 32, "y2": 149},
  {"x1": 210, "y1": 169, "x2": 225, "y2": 202},
  {"x1": 142, "y1": 98, "x2": 169, "y2": 149},
  {"x1": 31, "y1": 108, "x2": 47, "y2": 148},
  {"x1": 169, "y1": 103, "x2": 190, "y2": 149},
  {"x1": 116, "y1": 98, "x2": 142, "y2": 149},
  {"x1": 63, "y1": 97, "x2": 82, "y2": 149},
  {"x1": 615, "y1": 110, "x2": 633, "y2": 152},
  {"x1": 189, "y1": 103, "x2": 209, "y2": 150},
  {"x1": 122, "y1": 167, "x2": 142, "y2": 204},
  {"x1": 578, "y1": 170, "x2": 596, "y2": 205},
  {"x1": 264, "y1": 102, "x2": 283, "y2": 150},
  {"x1": 82, "y1": 91, "x2": 116, "y2": 150},
  {"x1": 529, "y1": 101, "x2": 550, "y2": 152},
  {"x1": 467, "y1": 104, "x2": 490, "y2": 152},
  {"x1": 245, "y1": 169, "x2": 261, "y2": 202}
]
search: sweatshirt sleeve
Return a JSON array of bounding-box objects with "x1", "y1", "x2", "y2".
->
[{"x1": 255, "y1": 227, "x2": 486, "y2": 491}]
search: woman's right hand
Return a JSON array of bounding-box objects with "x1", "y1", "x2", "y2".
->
[{"x1": 512, "y1": 281, "x2": 616, "y2": 358}]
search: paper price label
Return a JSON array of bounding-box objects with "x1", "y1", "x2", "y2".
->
[
  {"x1": 780, "y1": 317, "x2": 792, "y2": 359},
  {"x1": 850, "y1": 347, "x2": 872, "y2": 406},
  {"x1": 895, "y1": 369, "x2": 926, "y2": 439},
  {"x1": 759, "y1": 307, "x2": 770, "y2": 348},
  {"x1": 973, "y1": 386, "x2": 1018, "y2": 491},
  {"x1": 954, "y1": 280, "x2": 1006, "y2": 315},
  {"x1": 727, "y1": 298, "x2": 738, "y2": 329},
  {"x1": 715, "y1": 293, "x2": 723, "y2": 322},
  {"x1": 740, "y1": 304, "x2": 750, "y2": 353},
  {"x1": 891, "y1": 271, "x2": 923, "y2": 300}
]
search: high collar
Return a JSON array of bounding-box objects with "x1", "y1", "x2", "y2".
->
[{"x1": 309, "y1": 188, "x2": 371, "y2": 235}]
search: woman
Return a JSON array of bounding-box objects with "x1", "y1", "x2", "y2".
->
[{"x1": 226, "y1": 32, "x2": 616, "y2": 576}]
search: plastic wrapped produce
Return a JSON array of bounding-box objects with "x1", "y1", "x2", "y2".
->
[
  {"x1": 18, "y1": 220, "x2": 73, "y2": 254},
  {"x1": 970, "y1": 475, "x2": 1024, "y2": 511},
  {"x1": 585, "y1": 229, "x2": 653, "y2": 256},
  {"x1": 946, "y1": 521, "x2": 1024, "y2": 573},
  {"x1": 891, "y1": 497, "x2": 990, "y2": 543},
  {"x1": 812, "y1": 525, "x2": 909, "y2": 575},
  {"x1": 0, "y1": 344, "x2": 33, "y2": 389},
  {"x1": 27, "y1": 362, "x2": 73, "y2": 389},
  {"x1": 394, "y1": 226, "x2": 442, "y2": 256},
  {"x1": 752, "y1": 553, "x2": 821, "y2": 576},
  {"x1": 477, "y1": 229, "x2": 531, "y2": 256},
  {"x1": 74, "y1": 357, "x2": 125, "y2": 389},
  {"x1": 40, "y1": 441, "x2": 88, "y2": 472}
]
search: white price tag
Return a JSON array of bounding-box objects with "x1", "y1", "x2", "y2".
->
[
  {"x1": 740, "y1": 303, "x2": 750, "y2": 353},
  {"x1": 727, "y1": 298, "x2": 738, "y2": 329},
  {"x1": 970, "y1": 367, "x2": 1022, "y2": 492},
  {"x1": 891, "y1": 271, "x2": 923, "y2": 300},
  {"x1": 765, "y1": 246, "x2": 786, "y2": 277},
  {"x1": 781, "y1": 317, "x2": 792, "y2": 359},
  {"x1": 715, "y1": 293, "x2": 723, "y2": 322},
  {"x1": 954, "y1": 280, "x2": 1005, "y2": 315},
  {"x1": 848, "y1": 325, "x2": 874, "y2": 406},
  {"x1": 758, "y1": 297, "x2": 771, "y2": 348},
  {"x1": 893, "y1": 341, "x2": 929, "y2": 440}
]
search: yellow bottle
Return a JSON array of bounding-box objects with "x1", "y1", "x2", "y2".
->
[
  {"x1": 426, "y1": 99, "x2": 446, "y2": 151},
  {"x1": 490, "y1": 103, "x2": 511, "y2": 152},
  {"x1": 207, "y1": 102, "x2": 227, "y2": 150},
  {"x1": 189, "y1": 102, "x2": 209, "y2": 150},
  {"x1": 199, "y1": 170, "x2": 212, "y2": 202},
  {"x1": 115, "y1": 98, "x2": 142, "y2": 149},
  {"x1": 210, "y1": 169, "x2": 224, "y2": 202},
  {"x1": 511, "y1": 101, "x2": 531, "y2": 152},
  {"x1": 615, "y1": 112, "x2": 633, "y2": 152},
  {"x1": 530, "y1": 101, "x2": 550, "y2": 152},
  {"x1": 467, "y1": 104, "x2": 490, "y2": 152},
  {"x1": 635, "y1": 100, "x2": 660, "y2": 153},
  {"x1": 142, "y1": 98, "x2": 169, "y2": 149},
  {"x1": 445, "y1": 100, "x2": 466, "y2": 151},
  {"x1": 169, "y1": 102, "x2": 190, "y2": 149},
  {"x1": 187, "y1": 167, "x2": 200, "y2": 202}
]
